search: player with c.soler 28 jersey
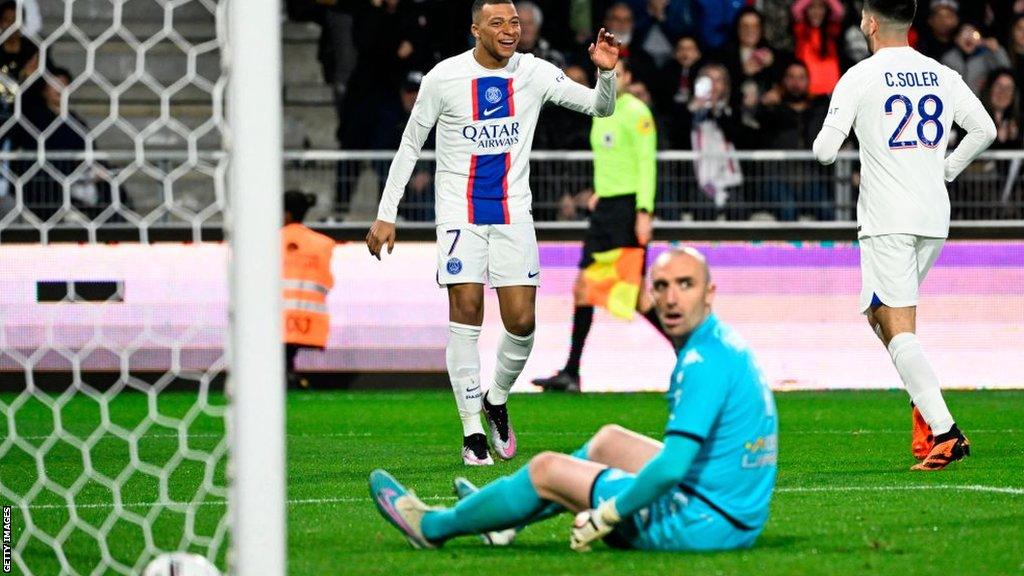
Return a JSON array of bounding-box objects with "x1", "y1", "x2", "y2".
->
[
  {"x1": 365, "y1": 0, "x2": 620, "y2": 466},
  {"x1": 813, "y1": 0, "x2": 996, "y2": 470}
]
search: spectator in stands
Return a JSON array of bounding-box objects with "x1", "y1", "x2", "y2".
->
[
  {"x1": 516, "y1": 2, "x2": 567, "y2": 68},
  {"x1": 598, "y1": 3, "x2": 656, "y2": 88},
  {"x1": 982, "y1": 69, "x2": 1021, "y2": 150},
  {"x1": 1008, "y1": 14, "x2": 1024, "y2": 87},
  {"x1": 338, "y1": 0, "x2": 432, "y2": 150},
  {"x1": 917, "y1": 0, "x2": 960, "y2": 60},
  {"x1": 693, "y1": 0, "x2": 745, "y2": 52},
  {"x1": 10, "y1": 68, "x2": 121, "y2": 222},
  {"x1": 0, "y1": 0, "x2": 38, "y2": 83},
  {"x1": 756, "y1": 61, "x2": 832, "y2": 221},
  {"x1": 0, "y1": 0, "x2": 39, "y2": 206},
  {"x1": 719, "y1": 7, "x2": 780, "y2": 116},
  {"x1": 791, "y1": 0, "x2": 845, "y2": 97},
  {"x1": 687, "y1": 64, "x2": 745, "y2": 220},
  {"x1": 657, "y1": 35, "x2": 703, "y2": 115},
  {"x1": 757, "y1": 0, "x2": 795, "y2": 52},
  {"x1": 629, "y1": 0, "x2": 691, "y2": 70},
  {"x1": 942, "y1": 22, "x2": 1011, "y2": 95},
  {"x1": 952, "y1": 68, "x2": 1022, "y2": 220},
  {"x1": 839, "y1": 0, "x2": 870, "y2": 69}
]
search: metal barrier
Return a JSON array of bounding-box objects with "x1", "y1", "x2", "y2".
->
[
  {"x1": 289, "y1": 150, "x2": 1024, "y2": 224},
  {"x1": 2, "y1": 150, "x2": 1023, "y2": 242}
]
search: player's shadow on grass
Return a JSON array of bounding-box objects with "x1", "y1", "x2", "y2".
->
[
  {"x1": 747, "y1": 534, "x2": 803, "y2": 550},
  {"x1": 442, "y1": 533, "x2": 803, "y2": 554}
]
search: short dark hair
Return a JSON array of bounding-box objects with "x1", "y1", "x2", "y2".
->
[
  {"x1": 48, "y1": 66, "x2": 73, "y2": 82},
  {"x1": 472, "y1": 0, "x2": 513, "y2": 20},
  {"x1": 864, "y1": 0, "x2": 917, "y2": 24},
  {"x1": 284, "y1": 190, "x2": 317, "y2": 222}
]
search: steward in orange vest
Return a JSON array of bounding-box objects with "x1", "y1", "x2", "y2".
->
[{"x1": 283, "y1": 191, "x2": 335, "y2": 388}]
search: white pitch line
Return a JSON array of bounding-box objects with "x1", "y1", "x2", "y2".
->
[
  {"x1": 776, "y1": 484, "x2": 1024, "y2": 496},
  {"x1": 17, "y1": 484, "x2": 1023, "y2": 510}
]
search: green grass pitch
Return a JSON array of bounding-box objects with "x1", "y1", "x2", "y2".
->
[{"x1": 3, "y1": 389, "x2": 1023, "y2": 575}]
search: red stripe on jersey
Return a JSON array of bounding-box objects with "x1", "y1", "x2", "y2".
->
[
  {"x1": 501, "y1": 153, "x2": 510, "y2": 224},
  {"x1": 506, "y1": 78, "x2": 515, "y2": 116},
  {"x1": 471, "y1": 78, "x2": 480, "y2": 121},
  {"x1": 466, "y1": 155, "x2": 478, "y2": 223}
]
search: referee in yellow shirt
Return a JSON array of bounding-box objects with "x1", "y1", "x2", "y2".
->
[{"x1": 533, "y1": 59, "x2": 656, "y2": 393}]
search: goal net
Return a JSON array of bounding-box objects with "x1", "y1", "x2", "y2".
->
[{"x1": 0, "y1": 0, "x2": 284, "y2": 574}]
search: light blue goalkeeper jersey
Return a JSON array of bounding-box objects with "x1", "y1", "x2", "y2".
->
[{"x1": 665, "y1": 313, "x2": 778, "y2": 531}]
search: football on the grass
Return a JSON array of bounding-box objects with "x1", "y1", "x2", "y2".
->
[{"x1": 143, "y1": 552, "x2": 221, "y2": 576}]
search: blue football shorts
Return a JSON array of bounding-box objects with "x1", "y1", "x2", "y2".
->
[{"x1": 590, "y1": 468, "x2": 762, "y2": 551}]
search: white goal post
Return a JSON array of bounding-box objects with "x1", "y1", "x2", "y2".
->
[{"x1": 226, "y1": 0, "x2": 285, "y2": 573}]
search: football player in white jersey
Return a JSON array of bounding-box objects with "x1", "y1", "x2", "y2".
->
[
  {"x1": 813, "y1": 0, "x2": 996, "y2": 471},
  {"x1": 366, "y1": 0, "x2": 620, "y2": 465}
]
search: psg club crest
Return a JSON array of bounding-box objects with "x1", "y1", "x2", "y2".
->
[
  {"x1": 485, "y1": 86, "x2": 502, "y2": 104},
  {"x1": 447, "y1": 257, "x2": 463, "y2": 275}
]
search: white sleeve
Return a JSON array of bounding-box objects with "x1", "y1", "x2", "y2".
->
[
  {"x1": 542, "y1": 60, "x2": 616, "y2": 117},
  {"x1": 820, "y1": 69, "x2": 860, "y2": 137},
  {"x1": 375, "y1": 74, "x2": 441, "y2": 223},
  {"x1": 813, "y1": 125, "x2": 847, "y2": 165},
  {"x1": 944, "y1": 73, "x2": 997, "y2": 182}
]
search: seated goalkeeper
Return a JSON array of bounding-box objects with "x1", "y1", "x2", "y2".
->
[{"x1": 370, "y1": 246, "x2": 778, "y2": 552}]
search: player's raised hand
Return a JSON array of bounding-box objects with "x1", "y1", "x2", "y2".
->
[
  {"x1": 588, "y1": 28, "x2": 620, "y2": 72},
  {"x1": 570, "y1": 499, "x2": 620, "y2": 552},
  {"x1": 365, "y1": 220, "x2": 396, "y2": 260}
]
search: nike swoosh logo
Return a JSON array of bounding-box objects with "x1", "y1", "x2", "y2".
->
[
  {"x1": 528, "y1": 271, "x2": 540, "y2": 278},
  {"x1": 483, "y1": 106, "x2": 502, "y2": 116}
]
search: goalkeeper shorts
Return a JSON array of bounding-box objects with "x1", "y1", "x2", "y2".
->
[{"x1": 590, "y1": 467, "x2": 762, "y2": 552}]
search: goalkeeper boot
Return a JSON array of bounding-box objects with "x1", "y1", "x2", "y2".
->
[
  {"x1": 483, "y1": 394, "x2": 517, "y2": 460},
  {"x1": 911, "y1": 404, "x2": 934, "y2": 460},
  {"x1": 452, "y1": 477, "x2": 518, "y2": 546},
  {"x1": 531, "y1": 370, "x2": 581, "y2": 393},
  {"x1": 369, "y1": 469, "x2": 439, "y2": 549},
  {"x1": 463, "y1": 433, "x2": 494, "y2": 466},
  {"x1": 911, "y1": 425, "x2": 970, "y2": 471}
]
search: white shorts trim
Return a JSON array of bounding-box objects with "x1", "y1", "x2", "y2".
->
[
  {"x1": 859, "y1": 234, "x2": 944, "y2": 313},
  {"x1": 435, "y1": 223, "x2": 541, "y2": 288}
]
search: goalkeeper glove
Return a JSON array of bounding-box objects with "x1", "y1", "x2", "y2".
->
[{"x1": 570, "y1": 498, "x2": 621, "y2": 552}]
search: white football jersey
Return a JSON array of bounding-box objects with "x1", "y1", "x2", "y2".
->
[
  {"x1": 822, "y1": 46, "x2": 990, "y2": 238},
  {"x1": 377, "y1": 50, "x2": 615, "y2": 225}
]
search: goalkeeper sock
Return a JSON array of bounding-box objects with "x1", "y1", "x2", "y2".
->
[
  {"x1": 421, "y1": 464, "x2": 545, "y2": 542},
  {"x1": 488, "y1": 329, "x2": 534, "y2": 405},
  {"x1": 570, "y1": 440, "x2": 591, "y2": 461},
  {"x1": 564, "y1": 306, "x2": 594, "y2": 377},
  {"x1": 448, "y1": 322, "x2": 485, "y2": 437},
  {"x1": 888, "y1": 332, "x2": 954, "y2": 435}
]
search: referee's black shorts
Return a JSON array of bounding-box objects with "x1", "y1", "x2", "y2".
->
[{"x1": 579, "y1": 194, "x2": 641, "y2": 269}]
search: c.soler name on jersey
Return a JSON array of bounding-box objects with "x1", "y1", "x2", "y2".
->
[
  {"x1": 884, "y1": 71, "x2": 940, "y2": 88},
  {"x1": 462, "y1": 121, "x2": 520, "y2": 149}
]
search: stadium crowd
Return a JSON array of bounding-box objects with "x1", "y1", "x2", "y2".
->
[{"x1": 296, "y1": 0, "x2": 1024, "y2": 221}]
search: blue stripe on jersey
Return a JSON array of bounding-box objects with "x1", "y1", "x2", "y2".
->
[
  {"x1": 474, "y1": 76, "x2": 514, "y2": 121},
  {"x1": 467, "y1": 152, "x2": 510, "y2": 225}
]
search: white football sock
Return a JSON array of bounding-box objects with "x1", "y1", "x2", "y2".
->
[
  {"x1": 488, "y1": 329, "x2": 535, "y2": 405},
  {"x1": 887, "y1": 332, "x2": 954, "y2": 435},
  {"x1": 447, "y1": 322, "x2": 485, "y2": 437}
]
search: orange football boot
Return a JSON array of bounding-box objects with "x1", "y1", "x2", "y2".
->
[
  {"x1": 911, "y1": 426, "x2": 970, "y2": 471},
  {"x1": 911, "y1": 405, "x2": 934, "y2": 460}
]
